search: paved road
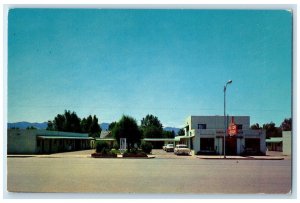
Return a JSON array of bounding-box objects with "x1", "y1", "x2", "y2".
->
[{"x1": 7, "y1": 151, "x2": 291, "y2": 194}]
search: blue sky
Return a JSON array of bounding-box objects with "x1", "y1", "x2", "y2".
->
[{"x1": 8, "y1": 9, "x2": 292, "y2": 127}]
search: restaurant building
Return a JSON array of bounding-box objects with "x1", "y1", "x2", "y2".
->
[{"x1": 181, "y1": 116, "x2": 266, "y2": 155}]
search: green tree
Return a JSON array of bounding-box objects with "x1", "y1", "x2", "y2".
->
[
  {"x1": 54, "y1": 113, "x2": 65, "y2": 131},
  {"x1": 140, "y1": 114, "x2": 163, "y2": 138},
  {"x1": 112, "y1": 115, "x2": 142, "y2": 149},
  {"x1": 263, "y1": 122, "x2": 281, "y2": 139},
  {"x1": 108, "y1": 121, "x2": 117, "y2": 131},
  {"x1": 46, "y1": 120, "x2": 54, "y2": 130},
  {"x1": 49, "y1": 110, "x2": 82, "y2": 133},
  {"x1": 141, "y1": 114, "x2": 163, "y2": 130},
  {"x1": 280, "y1": 118, "x2": 292, "y2": 131},
  {"x1": 81, "y1": 115, "x2": 93, "y2": 133},
  {"x1": 26, "y1": 126, "x2": 37, "y2": 130},
  {"x1": 89, "y1": 115, "x2": 102, "y2": 138},
  {"x1": 143, "y1": 125, "x2": 163, "y2": 138},
  {"x1": 162, "y1": 130, "x2": 175, "y2": 138},
  {"x1": 250, "y1": 123, "x2": 262, "y2": 130},
  {"x1": 177, "y1": 128, "x2": 185, "y2": 136}
]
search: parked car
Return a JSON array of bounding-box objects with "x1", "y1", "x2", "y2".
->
[
  {"x1": 174, "y1": 144, "x2": 190, "y2": 155},
  {"x1": 162, "y1": 144, "x2": 167, "y2": 151},
  {"x1": 165, "y1": 144, "x2": 174, "y2": 152}
]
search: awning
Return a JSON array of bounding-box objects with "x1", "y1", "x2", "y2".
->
[
  {"x1": 174, "y1": 136, "x2": 194, "y2": 141},
  {"x1": 142, "y1": 138, "x2": 175, "y2": 142},
  {"x1": 96, "y1": 138, "x2": 116, "y2": 141},
  {"x1": 266, "y1": 137, "x2": 283, "y2": 143},
  {"x1": 37, "y1": 136, "x2": 93, "y2": 140}
]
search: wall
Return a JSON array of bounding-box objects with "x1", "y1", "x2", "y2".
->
[
  {"x1": 189, "y1": 116, "x2": 250, "y2": 130},
  {"x1": 282, "y1": 131, "x2": 291, "y2": 156},
  {"x1": 7, "y1": 129, "x2": 37, "y2": 154}
]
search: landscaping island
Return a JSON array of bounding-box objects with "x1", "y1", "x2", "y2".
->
[{"x1": 91, "y1": 141, "x2": 152, "y2": 158}]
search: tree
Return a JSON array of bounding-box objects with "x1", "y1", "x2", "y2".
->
[
  {"x1": 108, "y1": 121, "x2": 117, "y2": 131},
  {"x1": 177, "y1": 128, "x2": 185, "y2": 136},
  {"x1": 81, "y1": 115, "x2": 93, "y2": 133},
  {"x1": 48, "y1": 110, "x2": 82, "y2": 133},
  {"x1": 46, "y1": 120, "x2": 54, "y2": 130},
  {"x1": 143, "y1": 126, "x2": 163, "y2": 138},
  {"x1": 280, "y1": 118, "x2": 292, "y2": 131},
  {"x1": 140, "y1": 114, "x2": 163, "y2": 138},
  {"x1": 141, "y1": 114, "x2": 163, "y2": 131},
  {"x1": 53, "y1": 113, "x2": 66, "y2": 131},
  {"x1": 162, "y1": 130, "x2": 175, "y2": 138},
  {"x1": 250, "y1": 123, "x2": 262, "y2": 130},
  {"x1": 89, "y1": 115, "x2": 102, "y2": 138},
  {"x1": 112, "y1": 115, "x2": 142, "y2": 149},
  {"x1": 263, "y1": 122, "x2": 281, "y2": 139},
  {"x1": 26, "y1": 126, "x2": 37, "y2": 130}
]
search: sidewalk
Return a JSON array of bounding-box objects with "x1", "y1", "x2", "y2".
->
[
  {"x1": 197, "y1": 151, "x2": 289, "y2": 160},
  {"x1": 196, "y1": 155, "x2": 285, "y2": 160}
]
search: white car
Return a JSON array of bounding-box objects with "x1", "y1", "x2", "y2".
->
[
  {"x1": 162, "y1": 144, "x2": 167, "y2": 151},
  {"x1": 174, "y1": 144, "x2": 190, "y2": 155},
  {"x1": 165, "y1": 144, "x2": 174, "y2": 152}
]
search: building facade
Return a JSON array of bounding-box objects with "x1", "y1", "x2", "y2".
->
[
  {"x1": 8, "y1": 129, "x2": 93, "y2": 154},
  {"x1": 183, "y1": 116, "x2": 266, "y2": 155},
  {"x1": 282, "y1": 131, "x2": 291, "y2": 156}
]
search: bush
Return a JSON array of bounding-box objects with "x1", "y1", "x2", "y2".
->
[
  {"x1": 123, "y1": 151, "x2": 147, "y2": 158},
  {"x1": 112, "y1": 142, "x2": 119, "y2": 150},
  {"x1": 96, "y1": 141, "x2": 110, "y2": 154},
  {"x1": 110, "y1": 148, "x2": 120, "y2": 155},
  {"x1": 141, "y1": 142, "x2": 153, "y2": 154}
]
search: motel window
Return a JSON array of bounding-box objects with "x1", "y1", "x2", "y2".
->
[
  {"x1": 198, "y1": 124, "x2": 207, "y2": 129},
  {"x1": 236, "y1": 124, "x2": 243, "y2": 130}
]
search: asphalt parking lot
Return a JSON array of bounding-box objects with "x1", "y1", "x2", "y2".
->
[{"x1": 6, "y1": 149, "x2": 292, "y2": 195}]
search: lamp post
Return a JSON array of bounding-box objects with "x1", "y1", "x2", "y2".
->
[{"x1": 224, "y1": 80, "x2": 232, "y2": 158}]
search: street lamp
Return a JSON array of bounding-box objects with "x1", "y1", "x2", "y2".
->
[{"x1": 224, "y1": 80, "x2": 232, "y2": 158}]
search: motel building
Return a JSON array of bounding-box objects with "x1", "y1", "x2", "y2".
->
[
  {"x1": 7, "y1": 129, "x2": 93, "y2": 154},
  {"x1": 181, "y1": 116, "x2": 266, "y2": 155}
]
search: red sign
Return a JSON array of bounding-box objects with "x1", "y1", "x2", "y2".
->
[{"x1": 227, "y1": 116, "x2": 237, "y2": 136}]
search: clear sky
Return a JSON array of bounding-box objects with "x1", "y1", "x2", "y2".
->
[{"x1": 8, "y1": 9, "x2": 292, "y2": 127}]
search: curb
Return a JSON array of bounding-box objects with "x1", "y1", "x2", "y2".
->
[{"x1": 197, "y1": 156, "x2": 284, "y2": 160}]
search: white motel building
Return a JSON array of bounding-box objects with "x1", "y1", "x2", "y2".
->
[{"x1": 180, "y1": 115, "x2": 266, "y2": 155}]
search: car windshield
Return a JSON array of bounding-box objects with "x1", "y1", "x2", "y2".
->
[
  {"x1": 167, "y1": 144, "x2": 173, "y2": 147},
  {"x1": 178, "y1": 145, "x2": 187, "y2": 148}
]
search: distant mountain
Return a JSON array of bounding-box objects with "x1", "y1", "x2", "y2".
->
[
  {"x1": 163, "y1": 127, "x2": 180, "y2": 135},
  {"x1": 8, "y1": 121, "x2": 111, "y2": 131},
  {"x1": 8, "y1": 122, "x2": 48, "y2": 129}
]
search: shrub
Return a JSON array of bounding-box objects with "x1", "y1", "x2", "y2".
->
[
  {"x1": 113, "y1": 142, "x2": 119, "y2": 150},
  {"x1": 110, "y1": 149, "x2": 120, "y2": 155},
  {"x1": 141, "y1": 142, "x2": 153, "y2": 154},
  {"x1": 96, "y1": 141, "x2": 110, "y2": 154},
  {"x1": 123, "y1": 151, "x2": 147, "y2": 157}
]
